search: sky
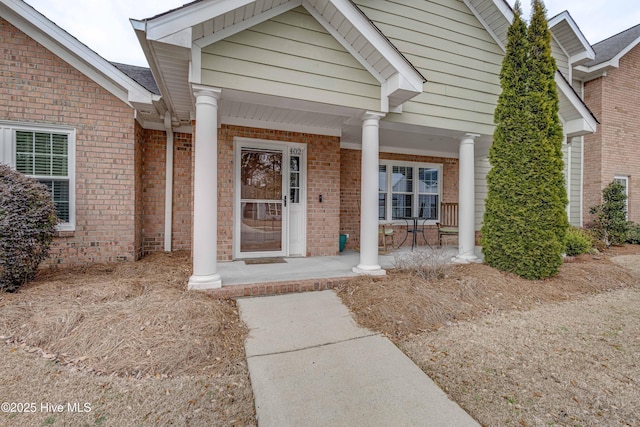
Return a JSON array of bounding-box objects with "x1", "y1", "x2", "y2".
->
[{"x1": 23, "y1": 0, "x2": 640, "y2": 67}]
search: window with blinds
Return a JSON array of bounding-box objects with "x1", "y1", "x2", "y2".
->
[
  {"x1": 378, "y1": 160, "x2": 443, "y2": 222},
  {"x1": 15, "y1": 131, "x2": 71, "y2": 223}
]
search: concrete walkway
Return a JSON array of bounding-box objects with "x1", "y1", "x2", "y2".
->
[{"x1": 237, "y1": 290, "x2": 480, "y2": 427}]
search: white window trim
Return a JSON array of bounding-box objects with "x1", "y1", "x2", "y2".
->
[
  {"x1": 614, "y1": 175, "x2": 629, "y2": 220},
  {"x1": 0, "y1": 121, "x2": 76, "y2": 232},
  {"x1": 379, "y1": 159, "x2": 443, "y2": 225}
]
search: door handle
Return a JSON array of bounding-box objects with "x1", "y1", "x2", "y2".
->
[{"x1": 284, "y1": 195, "x2": 287, "y2": 207}]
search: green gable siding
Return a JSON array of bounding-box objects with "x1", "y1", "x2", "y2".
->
[
  {"x1": 201, "y1": 7, "x2": 380, "y2": 111},
  {"x1": 551, "y1": 37, "x2": 570, "y2": 79},
  {"x1": 355, "y1": 0, "x2": 504, "y2": 134},
  {"x1": 564, "y1": 137, "x2": 583, "y2": 226}
]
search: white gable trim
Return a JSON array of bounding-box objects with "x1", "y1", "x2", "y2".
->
[
  {"x1": 193, "y1": 1, "x2": 301, "y2": 48},
  {"x1": 612, "y1": 36, "x2": 640, "y2": 66},
  {"x1": 556, "y1": 72, "x2": 597, "y2": 137},
  {"x1": 1, "y1": 0, "x2": 157, "y2": 108},
  {"x1": 575, "y1": 35, "x2": 640, "y2": 81},
  {"x1": 548, "y1": 11, "x2": 594, "y2": 65},
  {"x1": 315, "y1": 0, "x2": 423, "y2": 93},
  {"x1": 139, "y1": 0, "x2": 425, "y2": 112},
  {"x1": 145, "y1": 0, "x2": 255, "y2": 41},
  {"x1": 462, "y1": 0, "x2": 507, "y2": 52}
]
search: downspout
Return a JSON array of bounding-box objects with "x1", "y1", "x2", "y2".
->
[{"x1": 164, "y1": 112, "x2": 174, "y2": 252}]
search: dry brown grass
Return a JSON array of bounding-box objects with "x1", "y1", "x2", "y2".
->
[
  {"x1": 336, "y1": 247, "x2": 640, "y2": 341},
  {"x1": 0, "y1": 251, "x2": 255, "y2": 426},
  {"x1": 337, "y1": 245, "x2": 640, "y2": 426},
  {"x1": 0, "y1": 252, "x2": 246, "y2": 377}
]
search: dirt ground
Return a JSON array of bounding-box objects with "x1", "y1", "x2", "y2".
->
[{"x1": 1, "y1": 246, "x2": 639, "y2": 426}]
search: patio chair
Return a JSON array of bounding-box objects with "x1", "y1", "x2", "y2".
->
[
  {"x1": 379, "y1": 223, "x2": 395, "y2": 252},
  {"x1": 437, "y1": 202, "x2": 459, "y2": 246}
]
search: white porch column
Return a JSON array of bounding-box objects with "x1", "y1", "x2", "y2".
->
[
  {"x1": 188, "y1": 87, "x2": 222, "y2": 289},
  {"x1": 353, "y1": 112, "x2": 386, "y2": 276},
  {"x1": 456, "y1": 133, "x2": 480, "y2": 262}
]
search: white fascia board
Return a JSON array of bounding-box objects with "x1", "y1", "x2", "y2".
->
[
  {"x1": 2, "y1": 0, "x2": 155, "y2": 108},
  {"x1": 556, "y1": 72, "x2": 597, "y2": 133},
  {"x1": 610, "y1": 36, "x2": 640, "y2": 66},
  {"x1": 570, "y1": 51, "x2": 595, "y2": 65},
  {"x1": 310, "y1": 0, "x2": 424, "y2": 93},
  {"x1": 132, "y1": 21, "x2": 180, "y2": 117},
  {"x1": 549, "y1": 11, "x2": 594, "y2": 62},
  {"x1": 493, "y1": 0, "x2": 515, "y2": 22},
  {"x1": 565, "y1": 118, "x2": 595, "y2": 137},
  {"x1": 574, "y1": 62, "x2": 612, "y2": 82},
  {"x1": 158, "y1": 27, "x2": 193, "y2": 48},
  {"x1": 145, "y1": 0, "x2": 255, "y2": 41},
  {"x1": 194, "y1": 0, "x2": 301, "y2": 48},
  {"x1": 302, "y1": 1, "x2": 384, "y2": 84}
]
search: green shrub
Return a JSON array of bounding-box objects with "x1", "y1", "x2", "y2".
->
[
  {"x1": 564, "y1": 227, "x2": 591, "y2": 256},
  {"x1": 0, "y1": 164, "x2": 59, "y2": 292},
  {"x1": 589, "y1": 181, "x2": 629, "y2": 247},
  {"x1": 627, "y1": 222, "x2": 640, "y2": 244},
  {"x1": 481, "y1": 2, "x2": 567, "y2": 280}
]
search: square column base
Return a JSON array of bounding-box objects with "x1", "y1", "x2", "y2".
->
[{"x1": 188, "y1": 273, "x2": 222, "y2": 290}]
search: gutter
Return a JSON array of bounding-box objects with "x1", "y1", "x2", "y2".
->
[{"x1": 164, "y1": 112, "x2": 174, "y2": 252}]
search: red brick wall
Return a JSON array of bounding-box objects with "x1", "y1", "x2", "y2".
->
[
  {"x1": 218, "y1": 125, "x2": 341, "y2": 260},
  {"x1": 140, "y1": 129, "x2": 193, "y2": 255},
  {"x1": 584, "y1": 44, "x2": 640, "y2": 223},
  {"x1": 0, "y1": 18, "x2": 140, "y2": 266},
  {"x1": 340, "y1": 149, "x2": 459, "y2": 249},
  {"x1": 583, "y1": 77, "x2": 604, "y2": 223},
  {"x1": 140, "y1": 125, "x2": 341, "y2": 261}
]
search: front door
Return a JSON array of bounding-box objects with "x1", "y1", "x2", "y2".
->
[
  {"x1": 234, "y1": 140, "x2": 307, "y2": 259},
  {"x1": 238, "y1": 147, "x2": 286, "y2": 257}
]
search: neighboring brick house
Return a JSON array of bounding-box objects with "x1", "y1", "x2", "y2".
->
[
  {"x1": 577, "y1": 24, "x2": 640, "y2": 224},
  {"x1": 0, "y1": 2, "x2": 159, "y2": 266},
  {"x1": 1, "y1": 0, "x2": 597, "y2": 289}
]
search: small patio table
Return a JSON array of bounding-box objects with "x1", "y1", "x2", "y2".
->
[{"x1": 399, "y1": 217, "x2": 428, "y2": 250}]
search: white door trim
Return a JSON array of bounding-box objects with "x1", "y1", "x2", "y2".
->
[{"x1": 233, "y1": 137, "x2": 307, "y2": 259}]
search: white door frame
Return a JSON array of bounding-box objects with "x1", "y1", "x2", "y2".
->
[{"x1": 233, "y1": 137, "x2": 306, "y2": 259}]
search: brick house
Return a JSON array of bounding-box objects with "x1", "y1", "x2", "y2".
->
[
  {"x1": 577, "y1": 24, "x2": 640, "y2": 224},
  {"x1": 1, "y1": 0, "x2": 597, "y2": 289}
]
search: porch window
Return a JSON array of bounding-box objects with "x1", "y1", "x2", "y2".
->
[
  {"x1": 379, "y1": 160, "x2": 442, "y2": 222},
  {"x1": 0, "y1": 123, "x2": 75, "y2": 231}
]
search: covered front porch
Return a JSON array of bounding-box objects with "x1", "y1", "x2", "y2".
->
[
  {"x1": 208, "y1": 245, "x2": 484, "y2": 298},
  {"x1": 132, "y1": 0, "x2": 495, "y2": 290}
]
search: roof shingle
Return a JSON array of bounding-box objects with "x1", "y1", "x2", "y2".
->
[{"x1": 584, "y1": 23, "x2": 640, "y2": 67}]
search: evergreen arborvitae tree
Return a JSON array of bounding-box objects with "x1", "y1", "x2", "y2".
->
[{"x1": 482, "y1": 0, "x2": 567, "y2": 279}]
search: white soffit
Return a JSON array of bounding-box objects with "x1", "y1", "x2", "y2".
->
[
  {"x1": 548, "y1": 11, "x2": 594, "y2": 65},
  {"x1": 462, "y1": 0, "x2": 513, "y2": 52},
  {"x1": 556, "y1": 72, "x2": 597, "y2": 137}
]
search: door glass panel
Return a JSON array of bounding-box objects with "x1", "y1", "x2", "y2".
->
[
  {"x1": 240, "y1": 202, "x2": 283, "y2": 252},
  {"x1": 240, "y1": 150, "x2": 282, "y2": 200},
  {"x1": 240, "y1": 149, "x2": 283, "y2": 253},
  {"x1": 290, "y1": 155, "x2": 301, "y2": 204}
]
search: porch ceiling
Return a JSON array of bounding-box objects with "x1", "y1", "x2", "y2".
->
[{"x1": 217, "y1": 90, "x2": 490, "y2": 159}]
